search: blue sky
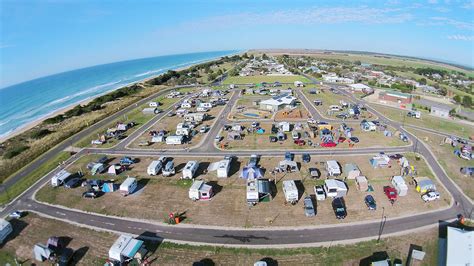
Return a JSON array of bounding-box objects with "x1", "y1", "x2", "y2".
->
[{"x1": 1, "y1": 0, "x2": 473, "y2": 88}]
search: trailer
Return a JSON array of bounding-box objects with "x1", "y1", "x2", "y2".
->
[
  {"x1": 0, "y1": 219, "x2": 12, "y2": 244},
  {"x1": 246, "y1": 179, "x2": 259, "y2": 205},
  {"x1": 166, "y1": 135, "x2": 184, "y2": 145},
  {"x1": 91, "y1": 163, "x2": 105, "y2": 175},
  {"x1": 119, "y1": 177, "x2": 137, "y2": 196},
  {"x1": 182, "y1": 161, "x2": 199, "y2": 179},
  {"x1": 324, "y1": 179, "x2": 348, "y2": 198},
  {"x1": 109, "y1": 235, "x2": 146, "y2": 263},
  {"x1": 188, "y1": 180, "x2": 213, "y2": 201},
  {"x1": 361, "y1": 121, "x2": 376, "y2": 131},
  {"x1": 147, "y1": 160, "x2": 163, "y2": 176},
  {"x1": 279, "y1": 160, "x2": 298, "y2": 172},
  {"x1": 282, "y1": 180, "x2": 299, "y2": 204},
  {"x1": 51, "y1": 170, "x2": 72, "y2": 187},
  {"x1": 217, "y1": 159, "x2": 231, "y2": 178},
  {"x1": 184, "y1": 113, "x2": 207, "y2": 122},
  {"x1": 391, "y1": 175, "x2": 408, "y2": 196},
  {"x1": 142, "y1": 107, "x2": 161, "y2": 115},
  {"x1": 326, "y1": 160, "x2": 341, "y2": 176}
]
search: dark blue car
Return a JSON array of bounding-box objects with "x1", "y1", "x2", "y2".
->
[{"x1": 364, "y1": 195, "x2": 377, "y2": 210}]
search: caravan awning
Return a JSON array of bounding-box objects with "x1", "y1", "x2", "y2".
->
[{"x1": 121, "y1": 238, "x2": 144, "y2": 259}]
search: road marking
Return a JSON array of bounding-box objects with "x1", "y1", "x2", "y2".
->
[
  {"x1": 104, "y1": 222, "x2": 115, "y2": 226},
  {"x1": 56, "y1": 211, "x2": 66, "y2": 216}
]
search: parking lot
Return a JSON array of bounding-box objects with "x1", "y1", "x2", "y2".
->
[{"x1": 36, "y1": 153, "x2": 449, "y2": 228}]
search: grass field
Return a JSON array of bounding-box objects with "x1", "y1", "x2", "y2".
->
[
  {"x1": 0, "y1": 151, "x2": 70, "y2": 205},
  {"x1": 1, "y1": 213, "x2": 441, "y2": 265},
  {"x1": 370, "y1": 104, "x2": 473, "y2": 138},
  {"x1": 223, "y1": 75, "x2": 311, "y2": 85}
]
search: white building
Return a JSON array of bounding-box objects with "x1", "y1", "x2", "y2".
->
[
  {"x1": 349, "y1": 83, "x2": 373, "y2": 94},
  {"x1": 430, "y1": 106, "x2": 450, "y2": 118},
  {"x1": 445, "y1": 226, "x2": 474, "y2": 265},
  {"x1": 259, "y1": 94, "x2": 296, "y2": 112}
]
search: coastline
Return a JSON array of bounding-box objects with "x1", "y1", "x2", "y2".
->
[{"x1": 0, "y1": 51, "x2": 243, "y2": 143}]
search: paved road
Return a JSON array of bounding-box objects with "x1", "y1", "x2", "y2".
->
[
  {"x1": 1, "y1": 85, "x2": 193, "y2": 192},
  {"x1": 1, "y1": 76, "x2": 472, "y2": 247}
]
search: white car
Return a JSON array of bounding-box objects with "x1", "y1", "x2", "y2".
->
[
  {"x1": 291, "y1": 131, "x2": 300, "y2": 140},
  {"x1": 314, "y1": 185, "x2": 326, "y2": 201},
  {"x1": 307, "y1": 118, "x2": 316, "y2": 124},
  {"x1": 421, "y1": 191, "x2": 440, "y2": 202},
  {"x1": 214, "y1": 135, "x2": 222, "y2": 142},
  {"x1": 199, "y1": 125, "x2": 209, "y2": 133}
]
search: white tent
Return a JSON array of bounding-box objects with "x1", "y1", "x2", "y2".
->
[{"x1": 108, "y1": 165, "x2": 117, "y2": 175}]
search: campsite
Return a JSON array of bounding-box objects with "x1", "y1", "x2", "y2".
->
[{"x1": 36, "y1": 153, "x2": 449, "y2": 227}]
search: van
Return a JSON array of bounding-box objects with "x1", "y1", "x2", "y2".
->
[
  {"x1": 162, "y1": 161, "x2": 175, "y2": 176},
  {"x1": 147, "y1": 160, "x2": 163, "y2": 176}
]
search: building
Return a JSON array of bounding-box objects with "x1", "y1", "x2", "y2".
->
[
  {"x1": 431, "y1": 106, "x2": 450, "y2": 118},
  {"x1": 349, "y1": 83, "x2": 373, "y2": 94},
  {"x1": 378, "y1": 90, "x2": 413, "y2": 104},
  {"x1": 445, "y1": 226, "x2": 474, "y2": 265},
  {"x1": 259, "y1": 93, "x2": 296, "y2": 112}
]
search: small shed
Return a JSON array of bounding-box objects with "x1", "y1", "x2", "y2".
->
[
  {"x1": 355, "y1": 176, "x2": 368, "y2": 191},
  {"x1": 344, "y1": 163, "x2": 361, "y2": 180}
]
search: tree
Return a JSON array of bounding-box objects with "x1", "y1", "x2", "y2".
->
[
  {"x1": 453, "y1": 95, "x2": 462, "y2": 104},
  {"x1": 462, "y1": 96, "x2": 472, "y2": 108},
  {"x1": 354, "y1": 60, "x2": 361, "y2": 65},
  {"x1": 262, "y1": 53, "x2": 269, "y2": 60},
  {"x1": 418, "y1": 78, "x2": 427, "y2": 85}
]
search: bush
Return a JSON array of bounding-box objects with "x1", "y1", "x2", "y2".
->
[
  {"x1": 3, "y1": 145, "x2": 29, "y2": 159},
  {"x1": 30, "y1": 129, "x2": 52, "y2": 139},
  {"x1": 43, "y1": 115, "x2": 66, "y2": 124}
]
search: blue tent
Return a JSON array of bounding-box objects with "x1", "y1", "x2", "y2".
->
[{"x1": 240, "y1": 166, "x2": 263, "y2": 179}]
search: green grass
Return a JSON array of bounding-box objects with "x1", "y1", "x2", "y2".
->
[
  {"x1": 0, "y1": 250, "x2": 16, "y2": 264},
  {"x1": 223, "y1": 75, "x2": 311, "y2": 85},
  {"x1": 0, "y1": 151, "x2": 70, "y2": 205},
  {"x1": 370, "y1": 104, "x2": 473, "y2": 138}
]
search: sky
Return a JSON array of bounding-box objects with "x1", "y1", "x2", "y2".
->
[{"x1": 1, "y1": 0, "x2": 473, "y2": 88}]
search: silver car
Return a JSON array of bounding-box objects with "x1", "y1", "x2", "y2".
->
[{"x1": 304, "y1": 196, "x2": 316, "y2": 217}]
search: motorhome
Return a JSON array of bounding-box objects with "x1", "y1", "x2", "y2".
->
[
  {"x1": 51, "y1": 170, "x2": 72, "y2": 187},
  {"x1": 147, "y1": 160, "x2": 163, "y2": 176},
  {"x1": 182, "y1": 161, "x2": 199, "y2": 179},
  {"x1": 188, "y1": 180, "x2": 213, "y2": 201},
  {"x1": 0, "y1": 219, "x2": 12, "y2": 244},
  {"x1": 142, "y1": 107, "x2": 161, "y2": 115},
  {"x1": 119, "y1": 177, "x2": 137, "y2": 196},
  {"x1": 326, "y1": 160, "x2": 341, "y2": 176},
  {"x1": 217, "y1": 159, "x2": 231, "y2": 178},
  {"x1": 282, "y1": 180, "x2": 299, "y2": 205}
]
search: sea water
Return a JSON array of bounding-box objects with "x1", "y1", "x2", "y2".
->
[{"x1": 0, "y1": 50, "x2": 238, "y2": 139}]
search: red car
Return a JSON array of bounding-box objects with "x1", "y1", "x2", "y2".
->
[
  {"x1": 383, "y1": 186, "x2": 397, "y2": 204},
  {"x1": 294, "y1": 139, "x2": 305, "y2": 146},
  {"x1": 320, "y1": 142, "x2": 337, "y2": 147}
]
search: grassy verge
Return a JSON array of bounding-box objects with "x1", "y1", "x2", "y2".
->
[{"x1": 0, "y1": 151, "x2": 70, "y2": 205}]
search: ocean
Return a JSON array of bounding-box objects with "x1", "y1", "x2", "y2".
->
[{"x1": 0, "y1": 50, "x2": 238, "y2": 139}]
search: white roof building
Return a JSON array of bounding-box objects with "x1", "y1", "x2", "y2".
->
[
  {"x1": 259, "y1": 94, "x2": 296, "y2": 112},
  {"x1": 446, "y1": 226, "x2": 474, "y2": 265}
]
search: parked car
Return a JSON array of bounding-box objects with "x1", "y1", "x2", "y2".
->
[
  {"x1": 314, "y1": 185, "x2": 326, "y2": 201},
  {"x1": 383, "y1": 186, "x2": 398, "y2": 204},
  {"x1": 332, "y1": 197, "x2": 347, "y2": 219},
  {"x1": 119, "y1": 157, "x2": 135, "y2": 166},
  {"x1": 9, "y1": 210, "x2": 25, "y2": 219},
  {"x1": 269, "y1": 136, "x2": 277, "y2": 142},
  {"x1": 200, "y1": 125, "x2": 210, "y2": 133},
  {"x1": 336, "y1": 113, "x2": 348, "y2": 119},
  {"x1": 64, "y1": 177, "x2": 82, "y2": 189},
  {"x1": 82, "y1": 190, "x2": 101, "y2": 198},
  {"x1": 389, "y1": 154, "x2": 403, "y2": 160},
  {"x1": 302, "y1": 153, "x2": 311, "y2": 163},
  {"x1": 294, "y1": 139, "x2": 305, "y2": 146},
  {"x1": 214, "y1": 135, "x2": 222, "y2": 142},
  {"x1": 285, "y1": 152, "x2": 294, "y2": 161},
  {"x1": 422, "y1": 191, "x2": 440, "y2": 202},
  {"x1": 364, "y1": 195, "x2": 377, "y2": 210},
  {"x1": 292, "y1": 131, "x2": 300, "y2": 140},
  {"x1": 251, "y1": 122, "x2": 259, "y2": 128},
  {"x1": 304, "y1": 196, "x2": 316, "y2": 217},
  {"x1": 349, "y1": 137, "x2": 359, "y2": 143},
  {"x1": 138, "y1": 141, "x2": 150, "y2": 146},
  {"x1": 309, "y1": 168, "x2": 320, "y2": 179}
]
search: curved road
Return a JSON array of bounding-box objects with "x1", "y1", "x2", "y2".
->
[{"x1": 1, "y1": 79, "x2": 472, "y2": 247}]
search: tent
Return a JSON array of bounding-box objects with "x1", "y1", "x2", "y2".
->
[
  {"x1": 414, "y1": 177, "x2": 436, "y2": 193},
  {"x1": 344, "y1": 163, "x2": 361, "y2": 179},
  {"x1": 256, "y1": 128, "x2": 265, "y2": 134},
  {"x1": 240, "y1": 166, "x2": 263, "y2": 179},
  {"x1": 108, "y1": 165, "x2": 118, "y2": 175},
  {"x1": 102, "y1": 182, "x2": 116, "y2": 193},
  {"x1": 355, "y1": 176, "x2": 368, "y2": 191},
  {"x1": 33, "y1": 244, "x2": 52, "y2": 262},
  {"x1": 228, "y1": 131, "x2": 242, "y2": 140}
]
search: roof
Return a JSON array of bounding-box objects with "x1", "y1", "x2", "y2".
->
[
  {"x1": 380, "y1": 90, "x2": 412, "y2": 99},
  {"x1": 260, "y1": 94, "x2": 296, "y2": 106},
  {"x1": 0, "y1": 219, "x2": 10, "y2": 231},
  {"x1": 344, "y1": 163, "x2": 359, "y2": 172},
  {"x1": 325, "y1": 179, "x2": 347, "y2": 190},
  {"x1": 121, "y1": 238, "x2": 144, "y2": 258},
  {"x1": 431, "y1": 106, "x2": 451, "y2": 113},
  {"x1": 446, "y1": 226, "x2": 474, "y2": 265},
  {"x1": 349, "y1": 83, "x2": 371, "y2": 90},
  {"x1": 355, "y1": 175, "x2": 367, "y2": 183},
  {"x1": 326, "y1": 160, "x2": 339, "y2": 168},
  {"x1": 120, "y1": 177, "x2": 136, "y2": 188},
  {"x1": 392, "y1": 175, "x2": 406, "y2": 184}
]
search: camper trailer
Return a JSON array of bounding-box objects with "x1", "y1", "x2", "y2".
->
[
  {"x1": 246, "y1": 179, "x2": 259, "y2": 205},
  {"x1": 279, "y1": 160, "x2": 298, "y2": 172},
  {"x1": 51, "y1": 170, "x2": 72, "y2": 187},
  {"x1": 247, "y1": 179, "x2": 271, "y2": 205},
  {"x1": 149, "y1": 101, "x2": 159, "y2": 107},
  {"x1": 279, "y1": 122, "x2": 291, "y2": 132},
  {"x1": 188, "y1": 180, "x2": 213, "y2": 201},
  {"x1": 142, "y1": 107, "x2": 161, "y2": 115},
  {"x1": 324, "y1": 179, "x2": 348, "y2": 198},
  {"x1": 196, "y1": 107, "x2": 209, "y2": 112},
  {"x1": 166, "y1": 135, "x2": 184, "y2": 145},
  {"x1": 199, "y1": 102, "x2": 213, "y2": 108},
  {"x1": 361, "y1": 121, "x2": 376, "y2": 132},
  {"x1": 147, "y1": 160, "x2": 163, "y2": 176},
  {"x1": 91, "y1": 163, "x2": 105, "y2": 175},
  {"x1": 108, "y1": 235, "x2": 146, "y2": 263},
  {"x1": 217, "y1": 159, "x2": 231, "y2": 178},
  {"x1": 391, "y1": 176, "x2": 408, "y2": 196},
  {"x1": 0, "y1": 219, "x2": 12, "y2": 244},
  {"x1": 162, "y1": 161, "x2": 175, "y2": 176},
  {"x1": 329, "y1": 105, "x2": 341, "y2": 111},
  {"x1": 182, "y1": 161, "x2": 199, "y2": 179},
  {"x1": 184, "y1": 113, "x2": 207, "y2": 122},
  {"x1": 326, "y1": 160, "x2": 341, "y2": 176},
  {"x1": 282, "y1": 180, "x2": 299, "y2": 205},
  {"x1": 119, "y1": 177, "x2": 137, "y2": 196}
]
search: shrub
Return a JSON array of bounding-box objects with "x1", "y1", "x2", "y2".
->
[
  {"x1": 30, "y1": 129, "x2": 53, "y2": 139},
  {"x1": 3, "y1": 145, "x2": 29, "y2": 159}
]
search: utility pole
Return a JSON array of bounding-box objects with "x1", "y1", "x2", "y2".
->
[{"x1": 377, "y1": 207, "x2": 386, "y2": 242}]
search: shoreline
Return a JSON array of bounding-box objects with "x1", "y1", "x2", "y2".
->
[{"x1": 0, "y1": 51, "x2": 243, "y2": 143}]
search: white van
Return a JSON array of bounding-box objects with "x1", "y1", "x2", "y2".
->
[
  {"x1": 149, "y1": 101, "x2": 159, "y2": 107},
  {"x1": 329, "y1": 105, "x2": 341, "y2": 111},
  {"x1": 282, "y1": 180, "x2": 299, "y2": 205},
  {"x1": 147, "y1": 160, "x2": 163, "y2": 176},
  {"x1": 182, "y1": 161, "x2": 199, "y2": 179}
]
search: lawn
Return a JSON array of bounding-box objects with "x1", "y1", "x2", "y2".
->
[
  {"x1": 0, "y1": 151, "x2": 70, "y2": 205},
  {"x1": 223, "y1": 75, "x2": 311, "y2": 85},
  {"x1": 1, "y1": 213, "x2": 440, "y2": 265},
  {"x1": 370, "y1": 104, "x2": 473, "y2": 138}
]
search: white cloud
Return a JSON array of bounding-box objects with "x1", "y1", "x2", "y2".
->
[
  {"x1": 447, "y1": 34, "x2": 474, "y2": 41},
  {"x1": 429, "y1": 17, "x2": 474, "y2": 30},
  {"x1": 0, "y1": 44, "x2": 13, "y2": 49},
  {"x1": 462, "y1": 0, "x2": 474, "y2": 9}
]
